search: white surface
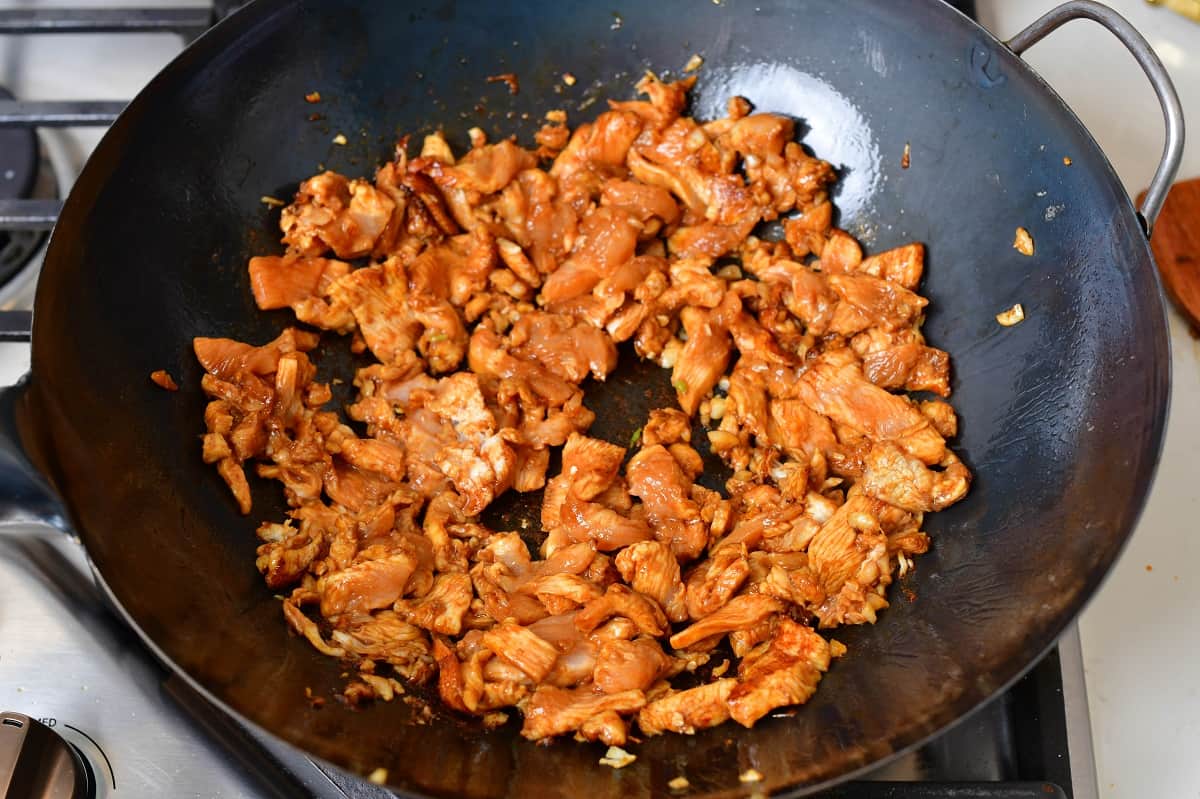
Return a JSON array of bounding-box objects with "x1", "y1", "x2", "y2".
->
[
  {"x1": 0, "y1": 1, "x2": 1195, "y2": 796},
  {"x1": 978, "y1": 2, "x2": 1200, "y2": 798}
]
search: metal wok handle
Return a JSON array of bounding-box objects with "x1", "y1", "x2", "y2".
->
[{"x1": 1005, "y1": 0, "x2": 1185, "y2": 236}]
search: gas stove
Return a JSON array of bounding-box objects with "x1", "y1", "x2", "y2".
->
[{"x1": 0, "y1": 1, "x2": 1151, "y2": 797}]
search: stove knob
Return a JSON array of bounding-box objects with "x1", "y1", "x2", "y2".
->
[{"x1": 0, "y1": 713, "x2": 93, "y2": 798}]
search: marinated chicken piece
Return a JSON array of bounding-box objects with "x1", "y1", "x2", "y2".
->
[
  {"x1": 434, "y1": 139, "x2": 537, "y2": 195},
  {"x1": 482, "y1": 621, "x2": 561, "y2": 683},
  {"x1": 672, "y1": 305, "x2": 733, "y2": 416},
  {"x1": 560, "y1": 490, "x2": 654, "y2": 551},
  {"x1": 614, "y1": 541, "x2": 687, "y2": 622},
  {"x1": 578, "y1": 711, "x2": 628, "y2": 747},
  {"x1": 256, "y1": 523, "x2": 324, "y2": 589},
  {"x1": 517, "y1": 573, "x2": 603, "y2": 615},
  {"x1": 330, "y1": 611, "x2": 432, "y2": 676},
  {"x1": 541, "y1": 206, "x2": 640, "y2": 305},
  {"x1": 627, "y1": 445, "x2": 708, "y2": 560},
  {"x1": 396, "y1": 572, "x2": 473, "y2": 635},
  {"x1": 560, "y1": 433, "x2": 625, "y2": 501},
  {"x1": 684, "y1": 545, "x2": 750, "y2": 620},
  {"x1": 728, "y1": 618, "x2": 831, "y2": 726},
  {"x1": 641, "y1": 408, "x2": 691, "y2": 448},
  {"x1": 593, "y1": 637, "x2": 673, "y2": 693},
  {"x1": 575, "y1": 584, "x2": 668, "y2": 637},
  {"x1": 248, "y1": 254, "x2": 355, "y2": 332},
  {"x1": 919, "y1": 399, "x2": 958, "y2": 439},
  {"x1": 317, "y1": 535, "x2": 434, "y2": 618},
  {"x1": 637, "y1": 679, "x2": 735, "y2": 735},
  {"x1": 669, "y1": 594, "x2": 784, "y2": 650},
  {"x1": 281, "y1": 171, "x2": 396, "y2": 259},
  {"x1": 508, "y1": 312, "x2": 618, "y2": 382},
  {"x1": 520, "y1": 686, "x2": 646, "y2": 740},
  {"x1": 194, "y1": 327, "x2": 319, "y2": 381}
]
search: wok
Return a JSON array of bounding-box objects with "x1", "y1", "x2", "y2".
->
[{"x1": 0, "y1": 0, "x2": 1183, "y2": 796}]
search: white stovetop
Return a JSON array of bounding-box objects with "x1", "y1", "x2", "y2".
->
[{"x1": 0, "y1": 1, "x2": 1196, "y2": 797}]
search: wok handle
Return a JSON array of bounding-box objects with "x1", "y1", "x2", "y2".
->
[
  {"x1": 1005, "y1": 0, "x2": 1185, "y2": 236},
  {"x1": 0, "y1": 379, "x2": 70, "y2": 532}
]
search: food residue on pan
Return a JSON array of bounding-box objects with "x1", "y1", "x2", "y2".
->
[
  {"x1": 1013, "y1": 226, "x2": 1034, "y2": 256},
  {"x1": 260, "y1": 195, "x2": 286, "y2": 208},
  {"x1": 192, "y1": 74, "x2": 970, "y2": 746},
  {"x1": 562, "y1": 72, "x2": 577, "y2": 86},
  {"x1": 1063, "y1": 156, "x2": 1072, "y2": 166},
  {"x1": 304, "y1": 91, "x2": 321, "y2": 103},
  {"x1": 599, "y1": 746, "x2": 637, "y2": 768},
  {"x1": 683, "y1": 54, "x2": 704, "y2": 73},
  {"x1": 367, "y1": 768, "x2": 388, "y2": 785},
  {"x1": 149, "y1": 370, "x2": 178, "y2": 391},
  {"x1": 996, "y1": 303, "x2": 1026, "y2": 327},
  {"x1": 668, "y1": 776, "x2": 690, "y2": 791},
  {"x1": 331, "y1": 133, "x2": 348, "y2": 145},
  {"x1": 901, "y1": 141, "x2": 911, "y2": 169},
  {"x1": 486, "y1": 72, "x2": 520, "y2": 95},
  {"x1": 739, "y1": 768, "x2": 764, "y2": 783}
]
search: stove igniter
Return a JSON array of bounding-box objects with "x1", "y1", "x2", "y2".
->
[{"x1": 0, "y1": 713, "x2": 93, "y2": 799}]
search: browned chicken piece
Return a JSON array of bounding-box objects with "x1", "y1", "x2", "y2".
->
[
  {"x1": 593, "y1": 637, "x2": 674, "y2": 693},
  {"x1": 919, "y1": 399, "x2": 958, "y2": 439},
  {"x1": 614, "y1": 541, "x2": 688, "y2": 622},
  {"x1": 578, "y1": 711, "x2": 628, "y2": 747},
  {"x1": 481, "y1": 621, "x2": 561, "y2": 683},
  {"x1": 729, "y1": 614, "x2": 780, "y2": 658},
  {"x1": 520, "y1": 686, "x2": 646, "y2": 740},
  {"x1": 575, "y1": 584, "x2": 668, "y2": 637},
  {"x1": 684, "y1": 545, "x2": 750, "y2": 620},
  {"x1": 641, "y1": 408, "x2": 692, "y2": 448},
  {"x1": 826, "y1": 274, "x2": 928, "y2": 336},
  {"x1": 861, "y1": 442, "x2": 970, "y2": 513},
  {"x1": 783, "y1": 199, "x2": 832, "y2": 258},
  {"x1": 817, "y1": 229, "x2": 864, "y2": 274},
  {"x1": 626, "y1": 444, "x2": 709, "y2": 561},
  {"x1": 248, "y1": 253, "x2": 356, "y2": 332},
  {"x1": 560, "y1": 490, "x2": 653, "y2": 552},
  {"x1": 805, "y1": 492, "x2": 886, "y2": 596},
  {"x1": 550, "y1": 110, "x2": 645, "y2": 207},
  {"x1": 330, "y1": 611, "x2": 432, "y2": 677},
  {"x1": 857, "y1": 242, "x2": 925, "y2": 291},
  {"x1": 798, "y1": 349, "x2": 946, "y2": 465},
  {"x1": 281, "y1": 171, "x2": 396, "y2": 259},
  {"x1": 471, "y1": 566, "x2": 549, "y2": 627},
  {"x1": 637, "y1": 679, "x2": 736, "y2": 735},
  {"x1": 396, "y1": 572, "x2": 473, "y2": 635},
  {"x1": 669, "y1": 594, "x2": 784, "y2": 651},
  {"x1": 861, "y1": 343, "x2": 950, "y2": 397},
  {"x1": 256, "y1": 523, "x2": 324, "y2": 590},
  {"x1": 728, "y1": 618, "x2": 831, "y2": 726},
  {"x1": 767, "y1": 398, "x2": 839, "y2": 464}
]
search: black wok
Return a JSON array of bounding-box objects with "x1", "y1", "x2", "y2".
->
[{"x1": 0, "y1": 0, "x2": 1183, "y2": 796}]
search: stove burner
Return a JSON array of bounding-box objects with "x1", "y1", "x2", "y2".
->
[{"x1": 0, "y1": 86, "x2": 53, "y2": 292}]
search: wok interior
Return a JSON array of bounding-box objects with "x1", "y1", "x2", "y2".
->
[{"x1": 26, "y1": 1, "x2": 1168, "y2": 796}]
